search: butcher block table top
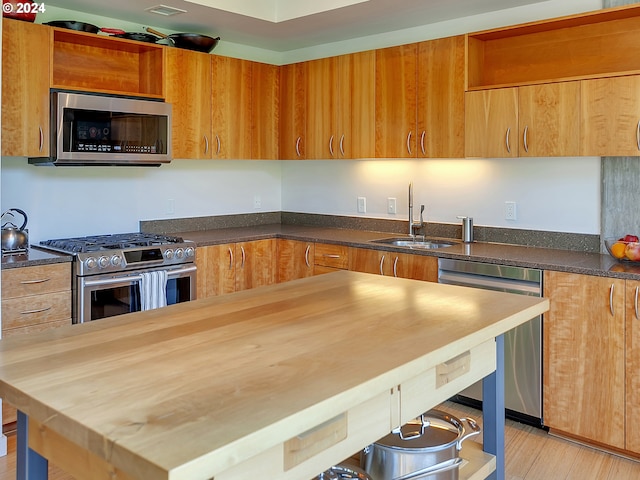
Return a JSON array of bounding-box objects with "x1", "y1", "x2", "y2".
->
[{"x1": 0, "y1": 271, "x2": 549, "y2": 480}]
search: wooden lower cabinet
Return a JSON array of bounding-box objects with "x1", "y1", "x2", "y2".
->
[
  {"x1": 1, "y1": 263, "x2": 72, "y2": 429},
  {"x1": 349, "y1": 247, "x2": 437, "y2": 282},
  {"x1": 277, "y1": 239, "x2": 314, "y2": 283},
  {"x1": 543, "y1": 271, "x2": 626, "y2": 451},
  {"x1": 196, "y1": 240, "x2": 276, "y2": 299},
  {"x1": 314, "y1": 243, "x2": 349, "y2": 275},
  {"x1": 626, "y1": 280, "x2": 640, "y2": 453}
]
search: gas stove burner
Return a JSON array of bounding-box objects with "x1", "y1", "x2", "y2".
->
[{"x1": 40, "y1": 233, "x2": 185, "y2": 254}]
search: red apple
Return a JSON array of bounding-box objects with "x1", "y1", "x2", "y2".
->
[
  {"x1": 624, "y1": 234, "x2": 640, "y2": 242},
  {"x1": 626, "y1": 243, "x2": 640, "y2": 261}
]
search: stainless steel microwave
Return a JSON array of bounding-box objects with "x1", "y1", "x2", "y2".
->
[{"x1": 29, "y1": 92, "x2": 172, "y2": 166}]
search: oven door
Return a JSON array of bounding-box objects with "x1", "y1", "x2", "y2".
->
[{"x1": 76, "y1": 264, "x2": 196, "y2": 324}]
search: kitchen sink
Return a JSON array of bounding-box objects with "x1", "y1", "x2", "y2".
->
[{"x1": 371, "y1": 237, "x2": 459, "y2": 249}]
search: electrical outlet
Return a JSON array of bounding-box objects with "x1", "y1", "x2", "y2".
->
[
  {"x1": 387, "y1": 197, "x2": 397, "y2": 214},
  {"x1": 254, "y1": 195, "x2": 262, "y2": 209},
  {"x1": 505, "y1": 201, "x2": 517, "y2": 220},
  {"x1": 357, "y1": 197, "x2": 367, "y2": 213}
]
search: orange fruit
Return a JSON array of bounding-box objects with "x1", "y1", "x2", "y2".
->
[{"x1": 611, "y1": 241, "x2": 627, "y2": 259}]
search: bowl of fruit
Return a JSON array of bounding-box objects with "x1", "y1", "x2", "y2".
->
[{"x1": 605, "y1": 235, "x2": 640, "y2": 262}]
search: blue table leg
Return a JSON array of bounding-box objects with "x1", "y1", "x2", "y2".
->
[
  {"x1": 482, "y1": 334, "x2": 505, "y2": 480},
  {"x1": 16, "y1": 411, "x2": 48, "y2": 480}
]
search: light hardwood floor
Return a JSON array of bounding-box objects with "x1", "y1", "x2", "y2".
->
[{"x1": 0, "y1": 402, "x2": 639, "y2": 479}]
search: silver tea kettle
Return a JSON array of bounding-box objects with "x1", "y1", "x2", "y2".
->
[{"x1": 1, "y1": 208, "x2": 29, "y2": 252}]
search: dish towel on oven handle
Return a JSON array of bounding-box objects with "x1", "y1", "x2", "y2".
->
[{"x1": 140, "y1": 270, "x2": 168, "y2": 311}]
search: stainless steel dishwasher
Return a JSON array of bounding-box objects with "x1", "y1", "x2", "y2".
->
[{"x1": 438, "y1": 258, "x2": 543, "y2": 427}]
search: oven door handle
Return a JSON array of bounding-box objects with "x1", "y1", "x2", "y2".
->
[{"x1": 82, "y1": 265, "x2": 197, "y2": 288}]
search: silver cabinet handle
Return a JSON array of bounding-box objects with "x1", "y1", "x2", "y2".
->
[
  {"x1": 636, "y1": 120, "x2": 640, "y2": 151},
  {"x1": 21, "y1": 306, "x2": 52, "y2": 315},
  {"x1": 635, "y1": 286, "x2": 639, "y2": 321},
  {"x1": 406, "y1": 131, "x2": 413, "y2": 155},
  {"x1": 523, "y1": 126, "x2": 529, "y2": 153},
  {"x1": 304, "y1": 244, "x2": 311, "y2": 268},
  {"x1": 228, "y1": 247, "x2": 233, "y2": 270},
  {"x1": 215, "y1": 134, "x2": 221, "y2": 155},
  {"x1": 505, "y1": 127, "x2": 511, "y2": 154},
  {"x1": 339, "y1": 134, "x2": 345, "y2": 157},
  {"x1": 39, "y1": 126, "x2": 44, "y2": 152},
  {"x1": 204, "y1": 135, "x2": 209, "y2": 154},
  {"x1": 295, "y1": 137, "x2": 301, "y2": 157},
  {"x1": 420, "y1": 131, "x2": 426, "y2": 156},
  {"x1": 379, "y1": 255, "x2": 385, "y2": 276},
  {"x1": 241, "y1": 246, "x2": 246, "y2": 268},
  {"x1": 393, "y1": 257, "x2": 398, "y2": 277},
  {"x1": 20, "y1": 278, "x2": 51, "y2": 285},
  {"x1": 610, "y1": 283, "x2": 615, "y2": 317},
  {"x1": 322, "y1": 254, "x2": 340, "y2": 259},
  {"x1": 329, "y1": 135, "x2": 335, "y2": 157}
]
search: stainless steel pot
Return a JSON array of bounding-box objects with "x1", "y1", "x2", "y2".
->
[
  {"x1": 361, "y1": 409, "x2": 480, "y2": 480},
  {"x1": 1, "y1": 208, "x2": 29, "y2": 252}
]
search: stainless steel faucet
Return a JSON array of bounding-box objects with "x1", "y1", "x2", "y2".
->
[{"x1": 408, "y1": 182, "x2": 424, "y2": 237}]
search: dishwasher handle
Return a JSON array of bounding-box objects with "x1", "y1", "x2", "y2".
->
[{"x1": 438, "y1": 270, "x2": 541, "y2": 296}]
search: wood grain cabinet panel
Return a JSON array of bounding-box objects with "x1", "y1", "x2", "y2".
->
[
  {"x1": 277, "y1": 239, "x2": 314, "y2": 283},
  {"x1": 164, "y1": 48, "x2": 212, "y2": 159},
  {"x1": 280, "y1": 62, "x2": 307, "y2": 160},
  {"x1": 1, "y1": 19, "x2": 50, "y2": 157},
  {"x1": 349, "y1": 247, "x2": 437, "y2": 282},
  {"x1": 581, "y1": 76, "x2": 640, "y2": 157},
  {"x1": 251, "y1": 62, "x2": 280, "y2": 160},
  {"x1": 212, "y1": 55, "x2": 252, "y2": 159},
  {"x1": 543, "y1": 271, "x2": 626, "y2": 450},
  {"x1": 235, "y1": 239, "x2": 276, "y2": 291}
]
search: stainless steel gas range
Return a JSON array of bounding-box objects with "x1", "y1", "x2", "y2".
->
[{"x1": 39, "y1": 232, "x2": 196, "y2": 324}]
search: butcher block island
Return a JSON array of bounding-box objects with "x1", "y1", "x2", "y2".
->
[{"x1": 0, "y1": 271, "x2": 548, "y2": 480}]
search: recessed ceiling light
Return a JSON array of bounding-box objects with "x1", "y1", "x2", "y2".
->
[{"x1": 145, "y1": 5, "x2": 188, "y2": 16}]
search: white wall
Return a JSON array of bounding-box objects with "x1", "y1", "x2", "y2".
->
[{"x1": 0, "y1": 0, "x2": 605, "y2": 241}]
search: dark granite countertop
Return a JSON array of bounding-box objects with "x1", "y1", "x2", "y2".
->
[
  {"x1": 0, "y1": 247, "x2": 72, "y2": 270},
  {"x1": 175, "y1": 224, "x2": 640, "y2": 280}
]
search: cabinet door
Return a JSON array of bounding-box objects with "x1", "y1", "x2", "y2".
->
[
  {"x1": 212, "y1": 56, "x2": 252, "y2": 159},
  {"x1": 349, "y1": 247, "x2": 388, "y2": 276},
  {"x1": 543, "y1": 271, "x2": 625, "y2": 449},
  {"x1": 465, "y1": 88, "x2": 518, "y2": 158},
  {"x1": 581, "y1": 76, "x2": 640, "y2": 156},
  {"x1": 165, "y1": 48, "x2": 212, "y2": 159},
  {"x1": 417, "y1": 36, "x2": 465, "y2": 158},
  {"x1": 2, "y1": 19, "x2": 50, "y2": 157},
  {"x1": 392, "y1": 253, "x2": 438, "y2": 282},
  {"x1": 342, "y1": 50, "x2": 375, "y2": 159},
  {"x1": 306, "y1": 57, "x2": 337, "y2": 159},
  {"x1": 251, "y1": 61, "x2": 280, "y2": 160},
  {"x1": 626, "y1": 280, "x2": 640, "y2": 453},
  {"x1": 235, "y1": 239, "x2": 276, "y2": 291},
  {"x1": 280, "y1": 62, "x2": 307, "y2": 159},
  {"x1": 375, "y1": 44, "x2": 417, "y2": 158},
  {"x1": 277, "y1": 239, "x2": 314, "y2": 282},
  {"x1": 195, "y1": 244, "x2": 235, "y2": 299},
  {"x1": 519, "y1": 82, "x2": 580, "y2": 157}
]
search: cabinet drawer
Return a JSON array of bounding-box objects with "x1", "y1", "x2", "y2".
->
[
  {"x1": 2, "y1": 263, "x2": 70, "y2": 299},
  {"x1": 2, "y1": 291, "x2": 71, "y2": 329},
  {"x1": 399, "y1": 339, "x2": 496, "y2": 425},
  {"x1": 314, "y1": 244, "x2": 349, "y2": 269}
]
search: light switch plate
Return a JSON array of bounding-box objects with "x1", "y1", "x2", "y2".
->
[{"x1": 357, "y1": 197, "x2": 366, "y2": 213}]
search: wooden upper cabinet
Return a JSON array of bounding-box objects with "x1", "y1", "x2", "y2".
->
[
  {"x1": 543, "y1": 271, "x2": 626, "y2": 450},
  {"x1": 417, "y1": 36, "x2": 465, "y2": 158},
  {"x1": 2, "y1": 19, "x2": 50, "y2": 157},
  {"x1": 305, "y1": 52, "x2": 374, "y2": 159},
  {"x1": 518, "y1": 82, "x2": 581, "y2": 157},
  {"x1": 465, "y1": 88, "x2": 518, "y2": 158},
  {"x1": 280, "y1": 62, "x2": 307, "y2": 159},
  {"x1": 251, "y1": 61, "x2": 280, "y2": 160},
  {"x1": 375, "y1": 43, "x2": 417, "y2": 158},
  {"x1": 581, "y1": 76, "x2": 640, "y2": 157},
  {"x1": 164, "y1": 48, "x2": 212, "y2": 159},
  {"x1": 212, "y1": 55, "x2": 252, "y2": 159}
]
